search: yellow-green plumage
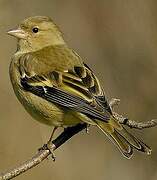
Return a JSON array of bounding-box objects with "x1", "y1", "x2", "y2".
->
[{"x1": 8, "y1": 16, "x2": 151, "y2": 159}]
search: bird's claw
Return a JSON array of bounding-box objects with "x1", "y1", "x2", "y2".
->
[
  {"x1": 47, "y1": 142, "x2": 56, "y2": 161},
  {"x1": 38, "y1": 142, "x2": 56, "y2": 161}
]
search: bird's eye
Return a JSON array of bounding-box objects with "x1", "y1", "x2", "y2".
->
[{"x1": 32, "y1": 27, "x2": 39, "y2": 33}]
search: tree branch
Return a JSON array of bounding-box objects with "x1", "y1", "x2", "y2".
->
[
  {"x1": 113, "y1": 112, "x2": 157, "y2": 129},
  {"x1": 0, "y1": 98, "x2": 157, "y2": 180},
  {"x1": 0, "y1": 124, "x2": 86, "y2": 180},
  {"x1": 110, "y1": 98, "x2": 157, "y2": 129}
]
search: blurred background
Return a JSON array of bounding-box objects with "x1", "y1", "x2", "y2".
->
[{"x1": 0, "y1": 0, "x2": 157, "y2": 179}]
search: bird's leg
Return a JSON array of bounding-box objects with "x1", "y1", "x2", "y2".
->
[
  {"x1": 38, "y1": 127, "x2": 57, "y2": 161},
  {"x1": 48, "y1": 127, "x2": 58, "y2": 143},
  {"x1": 86, "y1": 124, "x2": 90, "y2": 134},
  {"x1": 39, "y1": 124, "x2": 87, "y2": 161},
  {"x1": 46, "y1": 127, "x2": 58, "y2": 161}
]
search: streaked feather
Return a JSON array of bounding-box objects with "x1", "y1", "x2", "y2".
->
[{"x1": 17, "y1": 44, "x2": 151, "y2": 158}]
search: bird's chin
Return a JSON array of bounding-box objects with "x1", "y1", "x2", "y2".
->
[{"x1": 16, "y1": 39, "x2": 30, "y2": 53}]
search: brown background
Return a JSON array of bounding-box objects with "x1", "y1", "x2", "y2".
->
[{"x1": 0, "y1": 0, "x2": 157, "y2": 180}]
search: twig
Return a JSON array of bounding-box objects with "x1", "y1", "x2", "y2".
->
[
  {"x1": 109, "y1": 98, "x2": 120, "y2": 108},
  {"x1": 110, "y1": 98, "x2": 157, "y2": 129},
  {"x1": 0, "y1": 98, "x2": 157, "y2": 179},
  {"x1": 0, "y1": 124, "x2": 86, "y2": 180},
  {"x1": 113, "y1": 112, "x2": 157, "y2": 129}
]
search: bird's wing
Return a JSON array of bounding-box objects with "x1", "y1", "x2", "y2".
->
[{"x1": 19, "y1": 52, "x2": 112, "y2": 122}]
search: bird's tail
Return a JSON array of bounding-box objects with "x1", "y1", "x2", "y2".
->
[{"x1": 95, "y1": 117, "x2": 151, "y2": 159}]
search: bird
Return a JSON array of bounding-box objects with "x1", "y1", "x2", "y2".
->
[{"x1": 7, "y1": 16, "x2": 151, "y2": 159}]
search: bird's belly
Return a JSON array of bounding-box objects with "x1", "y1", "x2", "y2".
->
[{"x1": 13, "y1": 85, "x2": 82, "y2": 127}]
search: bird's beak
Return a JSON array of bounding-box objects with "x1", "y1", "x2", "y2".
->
[{"x1": 7, "y1": 28, "x2": 27, "y2": 39}]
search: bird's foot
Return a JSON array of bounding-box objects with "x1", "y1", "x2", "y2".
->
[
  {"x1": 47, "y1": 141, "x2": 56, "y2": 161},
  {"x1": 38, "y1": 142, "x2": 56, "y2": 161}
]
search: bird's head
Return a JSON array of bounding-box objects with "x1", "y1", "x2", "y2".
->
[{"x1": 7, "y1": 16, "x2": 65, "y2": 52}]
